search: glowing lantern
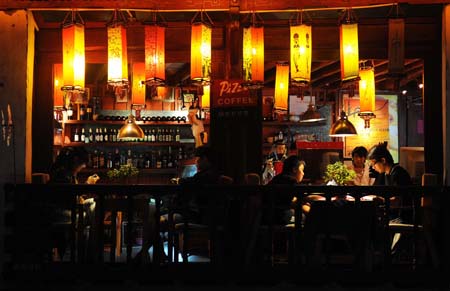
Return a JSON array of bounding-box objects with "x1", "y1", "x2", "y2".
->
[
  {"x1": 243, "y1": 25, "x2": 264, "y2": 88},
  {"x1": 274, "y1": 62, "x2": 289, "y2": 110},
  {"x1": 145, "y1": 23, "x2": 165, "y2": 85},
  {"x1": 191, "y1": 22, "x2": 211, "y2": 84},
  {"x1": 290, "y1": 24, "x2": 312, "y2": 85},
  {"x1": 53, "y1": 63, "x2": 64, "y2": 107},
  {"x1": 62, "y1": 17, "x2": 85, "y2": 91},
  {"x1": 132, "y1": 63, "x2": 146, "y2": 106},
  {"x1": 107, "y1": 17, "x2": 128, "y2": 85},
  {"x1": 358, "y1": 64, "x2": 376, "y2": 128},
  {"x1": 340, "y1": 23, "x2": 359, "y2": 82}
]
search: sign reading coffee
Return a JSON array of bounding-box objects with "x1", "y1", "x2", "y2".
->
[{"x1": 212, "y1": 80, "x2": 258, "y2": 107}]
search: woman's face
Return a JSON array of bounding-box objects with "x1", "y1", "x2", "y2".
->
[{"x1": 370, "y1": 158, "x2": 387, "y2": 174}]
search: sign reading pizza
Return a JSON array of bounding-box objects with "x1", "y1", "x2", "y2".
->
[{"x1": 212, "y1": 80, "x2": 258, "y2": 107}]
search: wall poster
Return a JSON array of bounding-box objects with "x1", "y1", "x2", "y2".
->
[{"x1": 343, "y1": 94, "x2": 398, "y2": 162}]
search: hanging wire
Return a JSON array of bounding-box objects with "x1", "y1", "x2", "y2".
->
[{"x1": 62, "y1": 9, "x2": 84, "y2": 27}]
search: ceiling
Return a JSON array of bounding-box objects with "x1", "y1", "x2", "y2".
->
[{"x1": 30, "y1": 3, "x2": 440, "y2": 98}]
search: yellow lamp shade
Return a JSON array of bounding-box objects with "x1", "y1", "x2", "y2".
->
[
  {"x1": 132, "y1": 62, "x2": 146, "y2": 106},
  {"x1": 359, "y1": 66, "x2": 375, "y2": 114},
  {"x1": 340, "y1": 23, "x2": 359, "y2": 82},
  {"x1": 62, "y1": 23, "x2": 85, "y2": 90},
  {"x1": 107, "y1": 24, "x2": 128, "y2": 85},
  {"x1": 53, "y1": 63, "x2": 64, "y2": 107},
  {"x1": 201, "y1": 85, "x2": 210, "y2": 108},
  {"x1": 191, "y1": 22, "x2": 211, "y2": 84},
  {"x1": 290, "y1": 24, "x2": 312, "y2": 85},
  {"x1": 274, "y1": 63, "x2": 289, "y2": 111},
  {"x1": 145, "y1": 24, "x2": 165, "y2": 85},
  {"x1": 243, "y1": 25, "x2": 264, "y2": 86}
]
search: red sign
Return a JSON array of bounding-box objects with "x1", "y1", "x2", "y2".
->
[{"x1": 212, "y1": 80, "x2": 258, "y2": 108}]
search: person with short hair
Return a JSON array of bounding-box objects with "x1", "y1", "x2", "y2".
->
[
  {"x1": 349, "y1": 146, "x2": 374, "y2": 186},
  {"x1": 266, "y1": 155, "x2": 306, "y2": 224}
]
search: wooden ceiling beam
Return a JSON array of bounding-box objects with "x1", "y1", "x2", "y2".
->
[{"x1": 2, "y1": 0, "x2": 448, "y2": 10}]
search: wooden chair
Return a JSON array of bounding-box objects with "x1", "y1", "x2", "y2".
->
[{"x1": 173, "y1": 175, "x2": 234, "y2": 263}]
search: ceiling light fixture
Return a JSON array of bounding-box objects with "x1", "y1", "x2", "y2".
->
[
  {"x1": 144, "y1": 10, "x2": 166, "y2": 86},
  {"x1": 242, "y1": 12, "x2": 264, "y2": 89},
  {"x1": 329, "y1": 110, "x2": 357, "y2": 137},
  {"x1": 339, "y1": 8, "x2": 360, "y2": 83},
  {"x1": 290, "y1": 10, "x2": 312, "y2": 87},
  {"x1": 358, "y1": 60, "x2": 376, "y2": 128}
]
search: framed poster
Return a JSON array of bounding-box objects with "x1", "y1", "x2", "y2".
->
[
  {"x1": 289, "y1": 95, "x2": 314, "y2": 116},
  {"x1": 343, "y1": 94, "x2": 398, "y2": 162},
  {"x1": 115, "y1": 87, "x2": 128, "y2": 103}
]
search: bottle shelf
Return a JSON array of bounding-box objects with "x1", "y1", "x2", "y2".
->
[
  {"x1": 63, "y1": 120, "x2": 192, "y2": 126},
  {"x1": 80, "y1": 168, "x2": 178, "y2": 175},
  {"x1": 60, "y1": 141, "x2": 191, "y2": 147}
]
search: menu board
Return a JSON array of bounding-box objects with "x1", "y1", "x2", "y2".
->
[{"x1": 344, "y1": 94, "x2": 398, "y2": 162}]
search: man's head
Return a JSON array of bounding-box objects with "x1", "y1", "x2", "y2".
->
[
  {"x1": 351, "y1": 146, "x2": 368, "y2": 168},
  {"x1": 282, "y1": 155, "x2": 306, "y2": 182},
  {"x1": 275, "y1": 141, "x2": 287, "y2": 156},
  {"x1": 194, "y1": 146, "x2": 214, "y2": 172}
]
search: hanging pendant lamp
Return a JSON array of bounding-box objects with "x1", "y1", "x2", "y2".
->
[
  {"x1": 358, "y1": 61, "x2": 376, "y2": 128},
  {"x1": 340, "y1": 9, "x2": 359, "y2": 82},
  {"x1": 145, "y1": 11, "x2": 166, "y2": 86},
  {"x1": 61, "y1": 9, "x2": 85, "y2": 92},
  {"x1": 118, "y1": 114, "x2": 144, "y2": 140},
  {"x1": 242, "y1": 12, "x2": 264, "y2": 89},
  {"x1": 329, "y1": 110, "x2": 357, "y2": 137},
  {"x1": 190, "y1": 10, "x2": 212, "y2": 86},
  {"x1": 274, "y1": 62, "x2": 289, "y2": 111},
  {"x1": 107, "y1": 10, "x2": 129, "y2": 87}
]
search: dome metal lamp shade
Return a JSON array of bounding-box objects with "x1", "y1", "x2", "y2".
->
[
  {"x1": 118, "y1": 114, "x2": 144, "y2": 140},
  {"x1": 329, "y1": 110, "x2": 357, "y2": 137},
  {"x1": 300, "y1": 104, "x2": 326, "y2": 123}
]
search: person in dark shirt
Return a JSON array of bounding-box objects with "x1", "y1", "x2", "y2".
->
[
  {"x1": 178, "y1": 145, "x2": 221, "y2": 224},
  {"x1": 368, "y1": 142, "x2": 413, "y2": 253},
  {"x1": 266, "y1": 155, "x2": 305, "y2": 224}
]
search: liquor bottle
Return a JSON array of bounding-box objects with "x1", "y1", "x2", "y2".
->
[
  {"x1": 106, "y1": 152, "x2": 113, "y2": 169},
  {"x1": 81, "y1": 128, "x2": 86, "y2": 143},
  {"x1": 73, "y1": 127, "x2": 79, "y2": 142},
  {"x1": 151, "y1": 150, "x2": 156, "y2": 168},
  {"x1": 175, "y1": 127, "x2": 180, "y2": 142},
  {"x1": 98, "y1": 128, "x2": 103, "y2": 142},
  {"x1": 144, "y1": 153, "x2": 150, "y2": 169},
  {"x1": 126, "y1": 149, "x2": 133, "y2": 166},
  {"x1": 167, "y1": 146, "x2": 173, "y2": 168},
  {"x1": 99, "y1": 151, "x2": 105, "y2": 168},
  {"x1": 103, "y1": 127, "x2": 108, "y2": 142},
  {"x1": 156, "y1": 150, "x2": 162, "y2": 169},
  {"x1": 92, "y1": 150, "x2": 99, "y2": 169},
  {"x1": 88, "y1": 128, "x2": 93, "y2": 143},
  {"x1": 112, "y1": 129, "x2": 117, "y2": 142},
  {"x1": 79, "y1": 104, "x2": 86, "y2": 121},
  {"x1": 113, "y1": 148, "x2": 121, "y2": 168},
  {"x1": 151, "y1": 129, "x2": 156, "y2": 142},
  {"x1": 86, "y1": 104, "x2": 93, "y2": 120}
]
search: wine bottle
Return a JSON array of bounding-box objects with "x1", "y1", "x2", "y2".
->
[{"x1": 73, "y1": 127, "x2": 79, "y2": 142}]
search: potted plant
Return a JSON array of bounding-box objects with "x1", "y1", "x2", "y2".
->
[
  {"x1": 323, "y1": 161, "x2": 356, "y2": 186},
  {"x1": 106, "y1": 164, "x2": 140, "y2": 184}
]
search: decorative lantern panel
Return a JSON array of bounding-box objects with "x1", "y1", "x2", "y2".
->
[
  {"x1": 243, "y1": 25, "x2": 264, "y2": 85},
  {"x1": 145, "y1": 24, "x2": 165, "y2": 84},
  {"x1": 388, "y1": 18, "x2": 405, "y2": 75},
  {"x1": 290, "y1": 24, "x2": 312, "y2": 84},
  {"x1": 53, "y1": 63, "x2": 64, "y2": 107},
  {"x1": 132, "y1": 62, "x2": 146, "y2": 106},
  {"x1": 107, "y1": 24, "x2": 128, "y2": 84},
  {"x1": 359, "y1": 67, "x2": 375, "y2": 114},
  {"x1": 274, "y1": 63, "x2": 289, "y2": 111},
  {"x1": 340, "y1": 23, "x2": 359, "y2": 81},
  {"x1": 191, "y1": 22, "x2": 211, "y2": 83},
  {"x1": 62, "y1": 23, "x2": 85, "y2": 89}
]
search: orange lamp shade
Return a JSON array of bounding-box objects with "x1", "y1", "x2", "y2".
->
[
  {"x1": 132, "y1": 62, "x2": 146, "y2": 105},
  {"x1": 274, "y1": 63, "x2": 289, "y2": 111},
  {"x1": 53, "y1": 63, "x2": 64, "y2": 107},
  {"x1": 359, "y1": 66, "x2": 375, "y2": 114},
  {"x1": 145, "y1": 24, "x2": 165, "y2": 84},
  {"x1": 191, "y1": 22, "x2": 211, "y2": 83},
  {"x1": 290, "y1": 24, "x2": 312, "y2": 85},
  {"x1": 340, "y1": 23, "x2": 359, "y2": 82},
  {"x1": 243, "y1": 25, "x2": 264, "y2": 85},
  {"x1": 107, "y1": 24, "x2": 128, "y2": 84},
  {"x1": 201, "y1": 85, "x2": 210, "y2": 108},
  {"x1": 62, "y1": 23, "x2": 85, "y2": 89}
]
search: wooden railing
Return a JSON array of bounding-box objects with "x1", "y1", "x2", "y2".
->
[{"x1": 2, "y1": 183, "x2": 449, "y2": 286}]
